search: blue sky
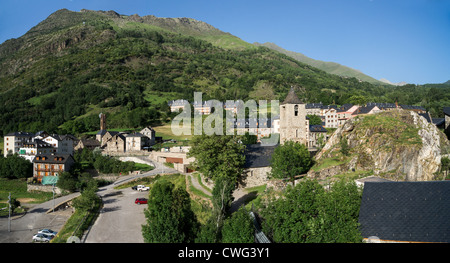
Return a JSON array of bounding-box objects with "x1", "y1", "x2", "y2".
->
[{"x1": 0, "y1": 0, "x2": 449, "y2": 84}]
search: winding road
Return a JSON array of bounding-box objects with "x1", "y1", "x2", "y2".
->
[{"x1": 0, "y1": 156, "x2": 248, "y2": 243}]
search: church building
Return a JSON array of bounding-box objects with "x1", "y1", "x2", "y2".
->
[{"x1": 279, "y1": 87, "x2": 309, "y2": 145}]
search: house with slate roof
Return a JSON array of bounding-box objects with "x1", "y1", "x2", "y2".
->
[
  {"x1": 358, "y1": 181, "x2": 450, "y2": 243},
  {"x1": 32, "y1": 154, "x2": 75, "y2": 183},
  {"x1": 243, "y1": 144, "x2": 276, "y2": 188}
]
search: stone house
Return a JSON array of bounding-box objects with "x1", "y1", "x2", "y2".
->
[
  {"x1": 140, "y1": 127, "x2": 156, "y2": 146},
  {"x1": 125, "y1": 133, "x2": 146, "y2": 152},
  {"x1": 74, "y1": 138, "x2": 100, "y2": 151},
  {"x1": 105, "y1": 133, "x2": 127, "y2": 153},
  {"x1": 308, "y1": 125, "x2": 327, "y2": 149},
  {"x1": 242, "y1": 144, "x2": 275, "y2": 188},
  {"x1": 99, "y1": 131, "x2": 120, "y2": 147},
  {"x1": 32, "y1": 154, "x2": 75, "y2": 183}
]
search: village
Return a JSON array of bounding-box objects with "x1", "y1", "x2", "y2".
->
[
  {"x1": 3, "y1": 88, "x2": 450, "y2": 183},
  {"x1": 2, "y1": 88, "x2": 450, "y2": 243}
]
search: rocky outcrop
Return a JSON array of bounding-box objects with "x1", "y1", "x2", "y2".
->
[{"x1": 309, "y1": 109, "x2": 450, "y2": 181}]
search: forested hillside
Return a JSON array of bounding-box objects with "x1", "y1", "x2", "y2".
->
[{"x1": 0, "y1": 9, "x2": 448, "y2": 137}]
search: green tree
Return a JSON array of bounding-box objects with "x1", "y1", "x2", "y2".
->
[
  {"x1": 317, "y1": 179, "x2": 363, "y2": 243},
  {"x1": 221, "y1": 207, "x2": 254, "y2": 243},
  {"x1": 71, "y1": 182, "x2": 100, "y2": 212},
  {"x1": 307, "y1": 114, "x2": 322, "y2": 125},
  {"x1": 188, "y1": 134, "x2": 246, "y2": 182},
  {"x1": 9, "y1": 197, "x2": 21, "y2": 216},
  {"x1": 56, "y1": 172, "x2": 78, "y2": 193},
  {"x1": 340, "y1": 136, "x2": 350, "y2": 157},
  {"x1": 270, "y1": 140, "x2": 313, "y2": 183},
  {"x1": 261, "y1": 178, "x2": 363, "y2": 243},
  {"x1": 142, "y1": 180, "x2": 198, "y2": 243},
  {"x1": 0, "y1": 154, "x2": 33, "y2": 179}
]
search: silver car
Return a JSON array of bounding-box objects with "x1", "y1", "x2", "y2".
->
[
  {"x1": 32, "y1": 233, "x2": 52, "y2": 242},
  {"x1": 38, "y1": 229, "x2": 58, "y2": 237}
]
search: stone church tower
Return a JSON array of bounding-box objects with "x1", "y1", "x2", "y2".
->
[{"x1": 279, "y1": 87, "x2": 309, "y2": 145}]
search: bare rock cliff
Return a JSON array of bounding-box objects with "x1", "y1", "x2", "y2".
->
[{"x1": 309, "y1": 109, "x2": 450, "y2": 181}]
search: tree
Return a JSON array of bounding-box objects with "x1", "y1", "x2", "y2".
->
[
  {"x1": 307, "y1": 114, "x2": 322, "y2": 126},
  {"x1": 270, "y1": 140, "x2": 312, "y2": 183},
  {"x1": 188, "y1": 134, "x2": 246, "y2": 241},
  {"x1": 340, "y1": 136, "x2": 350, "y2": 157},
  {"x1": 71, "y1": 181, "x2": 100, "y2": 212},
  {"x1": 221, "y1": 207, "x2": 254, "y2": 243},
  {"x1": 241, "y1": 132, "x2": 258, "y2": 145},
  {"x1": 9, "y1": 197, "x2": 21, "y2": 216},
  {"x1": 261, "y1": 178, "x2": 363, "y2": 243},
  {"x1": 56, "y1": 172, "x2": 78, "y2": 193},
  {"x1": 188, "y1": 134, "x2": 246, "y2": 182},
  {"x1": 142, "y1": 180, "x2": 198, "y2": 243},
  {"x1": 0, "y1": 153, "x2": 33, "y2": 179}
]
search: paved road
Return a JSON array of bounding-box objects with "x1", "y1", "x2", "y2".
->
[
  {"x1": 83, "y1": 157, "x2": 178, "y2": 243},
  {"x1": 0, "y1": 156, "x2": 177, "y2": 243},
  {"x1": 0, "y1": 192, "x2": 79, "y2": 243},
  {"x1": 1, "y1": 156, "x2": 248, "y2": 243}
]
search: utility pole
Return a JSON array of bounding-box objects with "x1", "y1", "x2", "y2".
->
[
  {"x1": 8, "y1": 192, "x2": 11, "y2": 232},
  {"x1": 52, "y1": 184, "x2": 55, "y2": 213}
]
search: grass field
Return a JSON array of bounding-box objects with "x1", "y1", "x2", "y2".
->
[{"x1": 0, "y1": 178, "x2": 54, "y2": 216}]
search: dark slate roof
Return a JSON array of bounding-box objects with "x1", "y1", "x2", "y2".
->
[
  {"x1": 244, "y1": 144, "x2": 276, "y2": 168},
  {"x1": 366, "y1": 102, "x2": 397, "y2": 109},
  {"x1": 5, "y1": 131, "x2": 35, "y2": 137},
  {"x1": 33, "y1": 154, "x2": 74, "y2": 164},
  {"x1": 339, "y1": 103, "x2": 354, "y2": 111},
  {"x1": 418, "y1": 113, "x2": 432, "y2": 123},
  {"x1": 306, "y1": 103, "x2": 324, "y2": 109},
  {"x1": 400, "y1": 105, "x2": 426, "y2": 111},
  {"x1": 358, "y1": 181, "x2": 450, "y2": 243},
  {"x1": 309, "y1": 125, "x2": 327, "y2": 132},
  {"x1": 281, "y1": 87, "x2": 303, "y2": 105},
  {"x1": 432, "y1": 118, "x2": 445, "y2": 126},
  {"x1": 96, "y1": 130, "x2": 108, "y2": 136},
  {"x1": 444, "y1": 107, "x2": 450, "y2": 116}
]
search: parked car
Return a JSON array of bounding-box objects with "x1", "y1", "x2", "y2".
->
[
  {"x1": 32, "y1": 233, "x2": 53, "y2": 242},
  {"x1": 131, "y1": 185, "x2": 138, "y2": 190},
  {"x1": 135, "y1": 198, "x2": 148, "y2": 205},
  {"x1": 38, "y1": 229, "x2": 57, "y2": 237},
  {"x1": 137, "y1": 185, "x2": 150, "y2": 192}
]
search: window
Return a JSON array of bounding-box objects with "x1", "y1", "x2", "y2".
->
[{"x1": 294, "y1": 105, "x2": 298, "y2": 116}]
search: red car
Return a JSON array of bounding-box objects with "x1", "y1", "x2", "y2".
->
[{"x1": 135, "y1": 198, "x2": 148, "y2": 205}]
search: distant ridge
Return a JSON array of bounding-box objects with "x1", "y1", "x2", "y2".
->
[
  {"x1": 379, "y1": 78, "x2": 408, "y2": 86},
  {"x1": 253, "y1": 42, "x2": 386, "y2": 85}
]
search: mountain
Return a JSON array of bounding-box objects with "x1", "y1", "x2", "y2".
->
[
  {"x1": 0, "y1": 9, "x2": 448, "y2": 137},
  {"x1": 253, "y1": 42, "x2": 386, "y2": 85},
  {"x1": 379, "y1": 78, "x2": 408, "y2": 86},
  {"x1": 0, "y1": 9, "x2": 383, "y2": 136}
]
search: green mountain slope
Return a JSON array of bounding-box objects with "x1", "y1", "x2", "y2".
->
[
  {"x1": 0, "y1": 9, "x2": 448, "y2": 137},
  {"x1": 253, "y1": 42, "x2": 386, "y2": 85}
]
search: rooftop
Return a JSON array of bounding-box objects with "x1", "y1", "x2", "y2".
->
[
  {"x1": 281, "y1": 87, "x2": 303, "y2": 105},
  {"x1": 359, "y1": 181, "x2": 450, "y2": 243}
]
